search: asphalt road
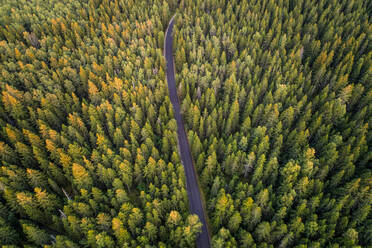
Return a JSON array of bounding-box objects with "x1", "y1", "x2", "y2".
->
[{"x1": 164, "y1": 16, "x2": 211, "y2": 248}]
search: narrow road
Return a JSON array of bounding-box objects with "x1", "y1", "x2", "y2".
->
[{"x1": 164, "y1": 16, "x2": 211, "y2": 248}]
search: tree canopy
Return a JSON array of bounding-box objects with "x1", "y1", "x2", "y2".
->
[{"x1": 0, "y1": 0, "x2": 371, "y2": 247}]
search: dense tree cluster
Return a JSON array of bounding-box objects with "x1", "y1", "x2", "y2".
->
[
  {"x1": 0, "y1": 0, "x2": 202, "y2": 247},
  {"x1": 173, "y1": 0, "x2": 371, "y2": 247},
  {"x1": 1, "y1": 0, "x2": 371, "y2": 247}
]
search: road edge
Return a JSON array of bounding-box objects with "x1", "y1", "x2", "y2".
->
[{"x1": 163, "y1": 14, "x2": 212, "y2": 247}]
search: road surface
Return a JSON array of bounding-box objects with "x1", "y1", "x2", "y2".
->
[{"x1": 164, "y1": 16, "x2": 211, "y2": 248}]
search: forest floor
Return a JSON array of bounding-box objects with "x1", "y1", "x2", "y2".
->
[{"x1": 164, "y1": 15, "x2": 211, "y2": 248}]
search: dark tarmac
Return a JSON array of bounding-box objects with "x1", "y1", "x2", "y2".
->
[{"x1": 164, "y1": 16, "x2": 211, "y2": 248}]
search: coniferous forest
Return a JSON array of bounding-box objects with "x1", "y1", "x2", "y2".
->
[{"x1": 0, "y1": 0, "x2": 371, "y2": 247}]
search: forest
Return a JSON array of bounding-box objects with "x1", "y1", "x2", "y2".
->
[{"x1": 0, "y1": 0, "x2": 371, "y2": 247}]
